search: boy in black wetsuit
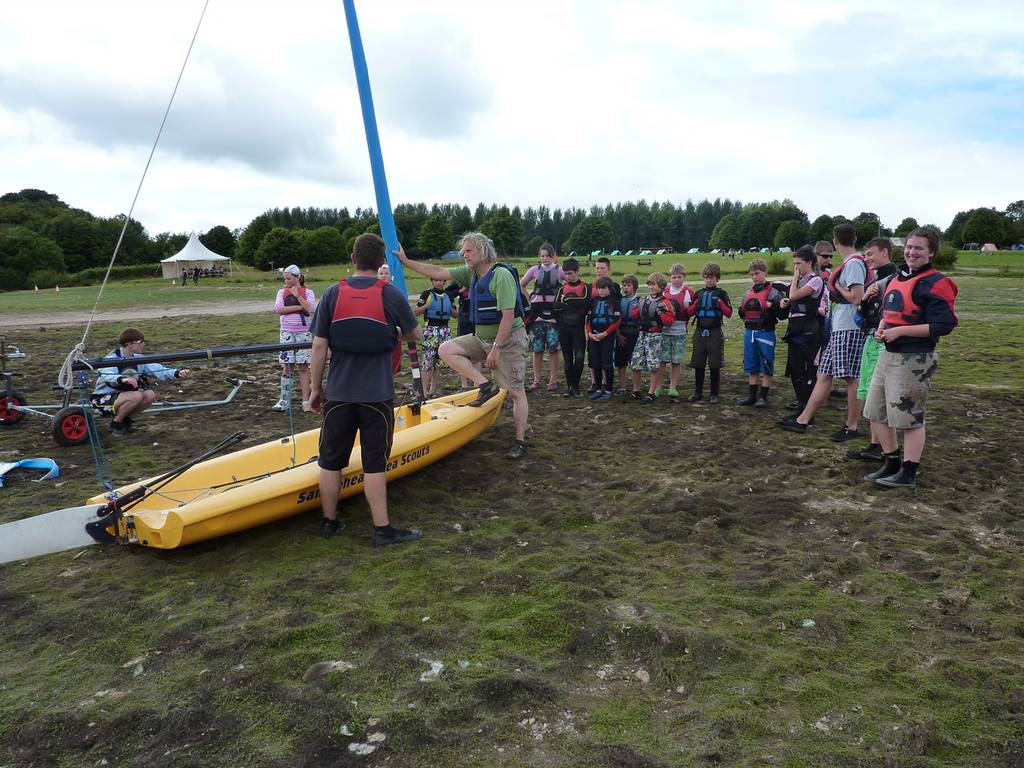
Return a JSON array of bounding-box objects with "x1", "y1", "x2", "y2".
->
[
  {"x1": 687, "y1": 263, "x2": 733, "y2": 403},
  {"x1": 552, "y1": 258, "x2": 591, "y2": 398}
]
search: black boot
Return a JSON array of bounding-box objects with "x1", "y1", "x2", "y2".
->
[
  {"x1": 864, "y1": 451, "x2": 901, "y2": 481},
  {"x1": 737, "y1": 384, "x2": 758, "y2": 406},
  {"x1": 754, "y1": 386, "x2": 770, "y2": 408},
  {"x1": 876, "y1": 460, "x2": 919, "y2": 489}
]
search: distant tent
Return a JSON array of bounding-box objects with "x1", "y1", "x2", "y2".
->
[
  {"x1": 981, "y1": 243, "x2": 998, "y2": 251},
  {"x1": 686, "y1": 247, "x2": 699, "y2": 254},
  {"x1": 656, "y1": 248, "x2": 667, "y2": 255},
  {"x1": 639, "y1": 249, "x2": 653, "y2": 256},
  {"x1": 590, "y1": 249, "x2": 603, "y2": 257},
  {"x1": 711, "y1": 248, "x2": 721, "y2": 254},
  {"x1": 624, "y1": 250, "x2": 634, "y2": 256},
  {"x1": 778, "y1": 246, "x2": 791, "y2": 253},
  {"x1": 759, "y1": 248, "x2": 771, "y2": 253},
  {"x1": 441, "y1": 250, "x2": 462, "y2": 260},
  {"x1": 610, "y1": 250, "x2": 620, "y2": 256},
  {"x1": 568, "y1": 251, "x2": 577, "y2": 257},
  {"x1": 160, "y1": 232, "x2": 231, "y2": 279}
]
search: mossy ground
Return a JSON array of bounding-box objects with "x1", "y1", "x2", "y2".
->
[{"x1": 1, "y1": 273, "x2": 1022, "y2": 767}]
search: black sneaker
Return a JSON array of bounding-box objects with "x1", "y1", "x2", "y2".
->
[
  {"x1": 686, "y1": 393, "x2": 702, "y2": 403},
  {"x1": 122, "y1": 417, "x2": 138, "y2": 433},
  {"x1": 786, "y1": 400, "x2": 802, "y2": 410},
  {"x1": 373, "y1": 526, "x2": 423, "y2": 547},
  {"x1": 468, "y1": 381, "x2": 500, "y2": 407},
  {"x1": 737, "y1": 394, "x2": 757, "y2": 406},
  {"x1": 320, "y1": 517, "x2": 343, "y2": 538},
  {"x1": 777, "y1": 415, "x2": 808, "y2": 434},
  {"x1": 628, "y1": 391, "x2": 642, "y2": 401},
  {"x1": 507, "y1": 440, "x2": 527, "y2": 459},
  {"x1": 109, "y1": 420, "x2": 130, "y2": 436},
  {"x1": 642, "y1": 393, "x2": 657, "y2": 403},
  {"x1": 708, "y1": 395, "x2": 720, "y2": 404},
  {"x1": 875, "y1": 467, "x2": 917, "y2": 489},
  {"x1": 754, "y1": 396, "x2": 768, "y2": 409},
  {"x1": 864, "y1": 457, "x2": 901, "y2": 481},
  {"x1": 847, "y1": 444, "x2": 884, "y2": 461},
  {"x1": 830, "y1": 425, "x2": 860, "y2": 443}
]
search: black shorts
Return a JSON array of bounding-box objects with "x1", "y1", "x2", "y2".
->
[{"x1": 318, "y1": 400, "x2": 394, "y2": 473}]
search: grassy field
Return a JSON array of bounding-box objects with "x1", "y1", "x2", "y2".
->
[{"x1": 1, "y1": 269, "x2": 1023, "y2": 766}]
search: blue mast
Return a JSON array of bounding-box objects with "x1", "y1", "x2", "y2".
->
[{"x1": 342, "y1": 0, "x2": 406, "y2": 296}]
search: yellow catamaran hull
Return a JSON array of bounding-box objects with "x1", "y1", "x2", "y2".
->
[{"x1": 86, "y1": 390, "x2": 505, "y2": 549}]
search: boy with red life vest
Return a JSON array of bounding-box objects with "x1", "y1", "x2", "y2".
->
[
  {"x1": 862, "y1": 228, "x2": 958, "y2": 488},
  {"x1": 846, "y1": 237, "x2": 900, "y2": 461},
  {"x1": 415, "y1": 277, "x2": 454, "y2": 399},
  {"x1": 661, "y1": 263, "x2": 695, "y2": 403},
  {"x1": 552, "y1": 257, "x2": 591, "y2": 398},
  {"x1": 780, "y1": 245, "x2": 825, "y2": 411},
  {"x1": 397, "y1": 232, "x2": 531, "y2": 460},
  {"x1": 737, "y1": 258, "x2": 787, "y2": 407},
  {"x1": 687, "y1": 263, "x2": 733, "y2": 404},
  {"x1": 520, "y1": 243, "x2": 564, "y2": 392},
  {"x1": 616, "y1": 275, "x2": 642, "y2": 394},
  {"x1": 309, "y1": 234, "x2": 423, "y2": 546},
  {"x1": 628, "y1": 273, "x2": 676, "y2": 402},
  {"x1": 778, "y1": 223, "x2": 869, "y2": 438},
  {"x1": 586, "y1": 276, "x2": 622, "y2": 400}
]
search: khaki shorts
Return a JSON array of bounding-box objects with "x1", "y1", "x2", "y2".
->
[
  {"x1": 449, "y1": 327, "x2": 528, "y2": 391},
  {"x1": 864, "y1": 350, "x2": 938, "y2": 430}
]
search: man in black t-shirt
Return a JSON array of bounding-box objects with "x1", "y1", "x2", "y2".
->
[{"x1": 309, "y1": 234, "x2": 422, "y2": 546}]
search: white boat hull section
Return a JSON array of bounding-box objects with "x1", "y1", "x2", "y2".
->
[{"x1": 0, "y1": 504, "x2": 106, "y2": 565}]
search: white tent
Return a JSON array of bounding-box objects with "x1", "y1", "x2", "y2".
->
[{"x1": 160, "y1": 233, "x2": 231, "y2": 279}]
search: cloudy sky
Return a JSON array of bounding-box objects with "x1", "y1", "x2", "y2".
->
[{"x1": 1, "y1": 1, "x2": 1021, "y2": 236}]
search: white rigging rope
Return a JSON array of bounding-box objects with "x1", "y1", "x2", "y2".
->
[{"x1": 58, "y1": 0, "x2": 212, "y2": 390}]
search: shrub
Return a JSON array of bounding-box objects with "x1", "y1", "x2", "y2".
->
[
  {"x1": 768, "y1": 257, "x2": 787, "y2": 275},
  {"x1": 934, "y1": 241, "x2": 958, "y2": 270},
  {"x1": 26, "y1": 269, "x2": 65, "y2": 289}
]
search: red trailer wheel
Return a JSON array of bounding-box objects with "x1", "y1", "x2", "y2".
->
[
  {"x1": 52, "y1": 406, "x2": 91, "y2": 446},
  {"x1": 0, "y1": 390, "x2": 27, "y2": 425}
]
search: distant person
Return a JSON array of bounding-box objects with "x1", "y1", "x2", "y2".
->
[
  {"x1": 737, "y1": 258, "x2": 786, "y2": 407},
  {"x1": 815, "y1": 240, "x2": 834, "y2": 280},
  {"x1": 616, "y1": 275, "x2": 642, "y2": 394},
  {"x1": 519, "y1": 243, "x2": 564, "y2": 392},
  {"x1": 92, "y1": 328, "x2": 191, "y2": 435},
  {"x1": 376, "y1": 262, "x2": 403, "y2": 374},
  {"x1": 628, "y1": 272, "x2": 675, "y2": 402},
  {"x1": 552, "y1": 258, "x2": 590, "y2": 398},
  {"x1": 585, "y1": 276, "x2": 621, "y2": 400},
  {"x1": 273, "y1": 264, "x2": 316, "y2": 412},
  {"x1": 780, "y1": 245, "x2": 824, "y2": 411},
  {"x1": 397, "y1": 232, "x2": 531, "y2": 459},
  {"x1": 661, "y1": 263, "x2": 695, "y2": 402},
  {"x1": 862, "y1": 228, "x2": 958, "y2": 488},
  {"x1": 180, "y1": 266, "x2": 188, "y2": 286},
  {"x1": 778, "y1": 223, "x2": 868, "y2": 439},
  {"x1": 192, "y1": 267, "x2": 200, "y2": 287},
  {"x1": 687, "y1": 263, "x2": 732, "y2": 403},
  {"x1": 309, "y1": 233, "x2": 422, "y2": 545},
  {"x1": 415, "y1": 277, "x2": 454, "y2": 399}
]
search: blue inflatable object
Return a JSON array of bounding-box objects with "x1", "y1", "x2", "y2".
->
[{"x1": 0, "y1": 458, "x2": 60, "y2": 488}]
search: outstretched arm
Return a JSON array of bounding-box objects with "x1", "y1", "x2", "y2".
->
[{"x1": 394, "y1": 245, "x2": 453, "y2": 282}]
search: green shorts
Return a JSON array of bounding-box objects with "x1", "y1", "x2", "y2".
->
[
  {"x1": 856, "y1": 335, "x2": 884, "y2": 400},
  {"x1": 659, "y1": 334, "x2": 687, "y2": 365}
]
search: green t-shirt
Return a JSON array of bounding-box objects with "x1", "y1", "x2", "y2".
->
[{"x1": 449, "y1": 264, "x2": 525, "y2": 343}]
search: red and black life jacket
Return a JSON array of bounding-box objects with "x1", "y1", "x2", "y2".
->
[
  {"x1": 329, "y1": 278, "x2": 397, "y2": 354},
  {"x1": 554, "y1": 281, "x2": 590, "y2": 327},
  {"x1": 740, "y1": 284, "x2": 773, "y2": 329},
  {"x1": 881, "y1": 268, "x2": 957, "y2": 327},
  {"x1": 828, "y1": 254, "x2": 874, "y2": 304}
]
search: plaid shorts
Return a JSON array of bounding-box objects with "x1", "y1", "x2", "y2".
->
[
  {"x1": 818, "y1": 329, "x2": 866, "y2": 378},
  {"x1": 630, "y1": 331, "x2": 663, "y2": 372},
  {"x1": 421, "y1": 324, "x2": 451, "y2": 371}
]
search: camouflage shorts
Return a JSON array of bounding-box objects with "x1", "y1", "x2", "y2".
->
[{"x1": 863, "y1": 350, "x2": 938, "y2": 429}]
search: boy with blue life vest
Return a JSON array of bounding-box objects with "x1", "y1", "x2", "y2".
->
[
  {"x1": 629, "y1": 273, "x2": 676, "y2": 402},
  {"x1": 92, "y1": 328, "x2": 191, "y2": 435},
  {"x1": 415, "y1": 277, "x2": 454, "y2": 398},
  {"x1": 586, "y1": 276, "x2": 622, "y2": 400},
  {"x1": 397, "y1": 232, "x2": 531, "y2": 459},
  {"x1": 862, "y1": 228, "x2": 958, "y2": 489},
  {"x1": 588, "y1": 257, "x2": 623, "y2": 393},
  {"x1": 309, "y1": 233, "x2": 423, "y2": 545},
  {"x1": 687, "y1": 263, "x2": 732, "y2": 404},
  {"x1": 661, "y1": 263, "x2": 695, "y2": 402},
  {"x1": 519, "y1": 243, "x2": 564, "y2": 392},
  {"x1": 737, "y1": 258, "x2": 786, "y2": 408},
  {"x1": 552, "y1": 257, "x2": 591, "y2": 398},
  {"x1": 616, "y1": 275, "x2": 641, "y2": 394}
]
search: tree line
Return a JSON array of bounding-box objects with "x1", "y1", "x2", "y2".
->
[{"x1": 1, "y1": 188, "x2": 1021, "y2": 292}]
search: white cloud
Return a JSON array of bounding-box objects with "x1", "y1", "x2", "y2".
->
[{"x1": 0, "y1": 0, "x2": 1021, "y2": 234}]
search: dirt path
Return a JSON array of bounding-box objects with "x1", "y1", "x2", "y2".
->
[{"x1": 0, "y1": 300, "x2": 286, "y2": 329}]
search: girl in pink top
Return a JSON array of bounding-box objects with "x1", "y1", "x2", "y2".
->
[{"x1": 273, "y1": 265, "x2": 317, "y2": 412}]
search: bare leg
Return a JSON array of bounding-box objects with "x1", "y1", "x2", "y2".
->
[
  {"x1": 549, "y1": 350, "x2": 560, "y2": 384},
  {"x1": 903, "y1": 426, "x2": 926, "y2": 462},
  {"x1": 873, "y1": 420, "x2": 898, "y2": 453},
  {"x1": 509, "y1": 387, "x2": 528, "y2": 441},
  {"x1": 363, "y1": 472, "x2": 389, "y2": 526},
  {"x1": 845, "y1": 376, "x2": 862, "y2": 430},
  {"x1": 669, "y1": 363, "x2": 681, "y2": 390},
  {"x1": 319, "y1": 468, "x2": 341, "y2": 520},
  {"x1": 796, "y1": 373, "x2": 833, "y2": 425},
  {"x1": 439, "y1": 341, "x2": 487, "y2": 386},
  {"x1": 297, "y1": 364, "x2": 311, "y2": 403},
  {"x1": 531, "y1": 351, "x2": 544, "y2": 386},
  {"x1": 113, "y1": 390, "x2": 157, "y2": 423}
]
